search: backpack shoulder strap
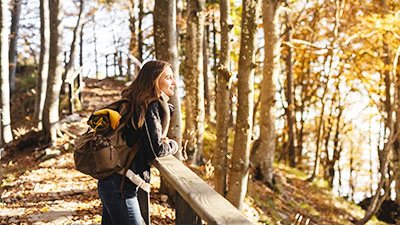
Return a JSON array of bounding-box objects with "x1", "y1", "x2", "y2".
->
[{"x1": 118, "y1": 140, "x2": 148, "y2": 197}]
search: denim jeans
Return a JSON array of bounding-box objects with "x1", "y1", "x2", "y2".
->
[{"x1": 98, "y1": 174, "x2": 143, "y2": 225}]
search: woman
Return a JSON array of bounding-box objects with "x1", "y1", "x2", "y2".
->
[{"x1": 97, "y1": 60, "x2": 179, "y2": 225}]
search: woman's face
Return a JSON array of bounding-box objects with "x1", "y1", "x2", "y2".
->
[{"x1": 158, "y1": 66, "x2": 176, "y2": 97}]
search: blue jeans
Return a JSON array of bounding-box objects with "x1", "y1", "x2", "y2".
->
[{"x1": 98, "y1": 174, "x2": 143, "y2": 225}]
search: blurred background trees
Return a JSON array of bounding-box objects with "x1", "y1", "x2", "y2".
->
[{"x1": 1, "y1": 0, "x2": 399, "y2": 223}]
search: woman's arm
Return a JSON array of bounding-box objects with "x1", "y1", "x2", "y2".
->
[{"x1": 139, "y1": 102, "x2": 178, "y2": 159}]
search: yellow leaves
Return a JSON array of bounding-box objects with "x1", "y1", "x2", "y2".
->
[
  {"x1": 40, "y1": 207, "x2": 49, "y2": 213},
  {"x1": 94, "y1": 215, "x2": 102, "y2": 223},
  {"x1": 361, "y1": 12, "x2": 400, "y2": 40},
  {"x1": 311, "y1": 95, "x2": 317, "y2": 102}
]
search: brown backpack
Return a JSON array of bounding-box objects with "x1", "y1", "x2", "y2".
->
[{"x1": 74, "y1": 99, "x2": 149, "y2": 193}]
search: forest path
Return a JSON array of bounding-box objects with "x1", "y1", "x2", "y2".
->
[{"x1": 1, "y1": 77, "x2": 174, "y2": 224}]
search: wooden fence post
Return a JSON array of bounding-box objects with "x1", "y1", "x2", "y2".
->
[
  {"x1": 68, "y1": 82, "x2": 74, "y2": 114},
  {"x1": 175, "y1": 192, "x2": 202, "y2": 225}
]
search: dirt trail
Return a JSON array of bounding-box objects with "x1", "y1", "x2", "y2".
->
[{"x1": 1, "y1": 78, "x2": 174, "y2": 224}]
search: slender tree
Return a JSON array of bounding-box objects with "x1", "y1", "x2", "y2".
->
[
  {"x1": 91, "y1": 12, "x2": 99, "y2": 78},
  {"x1": 326, "y1": 104, "x2": 344, "y2": 188},
  {"x1": 284, "y1": 8, "x2": 296, "y2": 167},
  {"x1": 138, "y1": 0, "x2": 144, "y2": 61},
  {"x1": 203, "y1": 18, "x2": 210, "y2": 121},
  {"x1": 64, "y1": 0, "x2": 84, "y2": 79},
  {"x1": 0, "y1": 0, "x2": 13, "y2": 145},
  {"x1": 308, "y1": 82, "x2": 328, "y2": 181},
  {"x1": 183, "y1": 0, "x2": 206, "y2": 166},
  {"x1": 394, "y1": 52, "x2": 400, "y2": 204},
  {"x1": 8, "y1": 0, "x2": 22, "y2": 93},
  {"x1": 43, "y1": 0, "x2": 63, "y2": 143},
  {"x1": 294, "y1": 8, "x2": 319, "y2": 166},
  {"x1": 357, "y1": 0, "x2": 397, "y2": 223},
  {"x1": 226, "y1": 0, "x2": 260, "y2": 209},
  {"x1": 214, "y1": 0, "x2": 232, "y2": 196},
  {"x1": 251, "y1": 0, "x2": 282, "y2": 187},
  {"x1": 127, "y1": 0, "x2": 138, "y2": 80},
  {"x1": 34, "y1": 0, "x2": 51, "y2": 130},
  {"x1": 154, "y1": 0, "x2": 182, "y2": 158},
  {"x1": 153, "y1": 2, "x2": 183, "y2": 221},
  {"x1": 308, "y1": 0, "x2": 344, "y2": 181}
]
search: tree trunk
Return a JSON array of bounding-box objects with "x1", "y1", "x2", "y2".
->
[
  {"x1": 91, "y1": 14, "x2": 99, "y2": 78},
  {"x1": 62, "y1": 0, "x2": 84, "y2": 113},
  {"x1": 183, "y1": 0, "x2": 205, "y2": 166},
  {"x1": 153, "y1": 0, "x2": 183, "y2": 207},
  {"x1": 357, "y1": 141, "x2": 394, "y2": 224},
  {"x1": 154, "y1": 0, "x2": 182, "y2": 159},
  {"x1": 358, "y1": 2, "x2": 397, "y2": 223},
  {"x1": 308, "y1": 90, "x2": 327, "y2": 181},
  {"x1": 328, "y1": 105, "x2": 343, "y2": 188},
  {"x1": 8, "y1": 0, "x2": 21, "y2": 93},
  {"x1": 79, "y1": 22, "x2": 84, "y2": 67},
  {"x1": 368, "y1": 112, "x2": 374, "y2": 197},
  {"x1": 43, "y1": 0, "x2": 63, "y2": 143},
  {"x1": 284, "y1": 11, "x2": 295, "y2": 167},
  {"x1": 64, "y1": 0, "x2": 84, "y2": 79},
  {"x1": 295, "y1": 27, "x2": 316, "y2": 166},
  {"x1": 394, "y1": 68, "x2": 400, "y2": 204},
  {"x1": 34, "y1": 0, "x2": 51, "y2": 130},
  {"x1": 0, "y1": 0, "x2": 13, "y2": 145},
  {"x1": 251, "y1": 0, "x2": 281, "y2": 186},
  {"x1": 127, "y1": 0, "x2": 138, "y2": 81},
  {"x1": 226, "y1": 0, "x2": 260, "y2": 209},
  {"x1": 212, "y1": 10, "x2": 218, "y2": 116},
  {"x1": 349, "y1": 145, "x2": 354, "y2": 201},
  {"x1": 308, "y1": 48, "x2": 336, "y2": 182},
  {"x1": 138, "y1": 0, "x2": 144, "y2": 61},
  {"x1": 322, "y1": 111, "x2": 333, "y2": 184},
  {"x1": 203, "y1": 22, "x2": 210, "y2": 121},
  {"x1": 213, "y1": 0, "x2": 232, "y2": 196}
]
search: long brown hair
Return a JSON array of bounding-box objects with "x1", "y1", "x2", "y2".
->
[{"x1": 121, "y1": 60, "x2": 171, "y2": 128}]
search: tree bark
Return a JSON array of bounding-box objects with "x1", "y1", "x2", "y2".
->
[
  {"x1": 64, "y1": 0, "x2": 84, "y2": 79},
  {"x1": 203, "y1": 21, "x2": 210, "y2": 121},
  {"x1": 127, "y1": 0, "x2": 138, "y2": 81},
  {"x1": 394, "y1": 63, "x2": 400, "y2": 204},
  {"x1": 183, "y1": 0, "x2": 205, "y2": 166},
  {"x1": 154, "y1": 0, "x2": 183, "y2": 160},
  {"x1": 212, "y1": 10, "x2": 218, "y2": 115},
  {"x1": 226, "y1": 0, "x2": 260, "y2": 209},
  {"x1": 0, "y1": 0, "x2": 13, "y2": 145},
  {"x1": 391, "y1": 18, "x2": 400, "y2": 206},
  {"x1": 43, "y1": 0, "x2": 63, "y2": 143},
  {"x1": 91, "y1": 13, "x2": 99, "y2": 79},
  {"x1": 34, "y1": 0, "x2": 51, "y2": 130},
  {"x1": 284, "y1": 11, "x2": 296, "y2": 167},
  {"x1": 213, "y1": 0, "x2": 232, "y2": 196},
  {"x1": 251, "y1": 0, "x2": 281, "y2": 186},
  {"x1": 8, "y1": 0, "x2": 21, "y2": 93},
  {"x1": 138, "y1": 0, "x2": 144, "y2": 61}
]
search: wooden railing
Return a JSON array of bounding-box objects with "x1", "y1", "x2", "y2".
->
[
  {"x1": 64, "y1": 67, "x2": 83, "y2": 114},
  {"x1": 153, "y1": 155, "x2": 254, "y2": 225}
]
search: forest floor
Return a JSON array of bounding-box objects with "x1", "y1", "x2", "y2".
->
[{"x1": 0, "y1": 75, "x2": 391, "y2": 225}]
